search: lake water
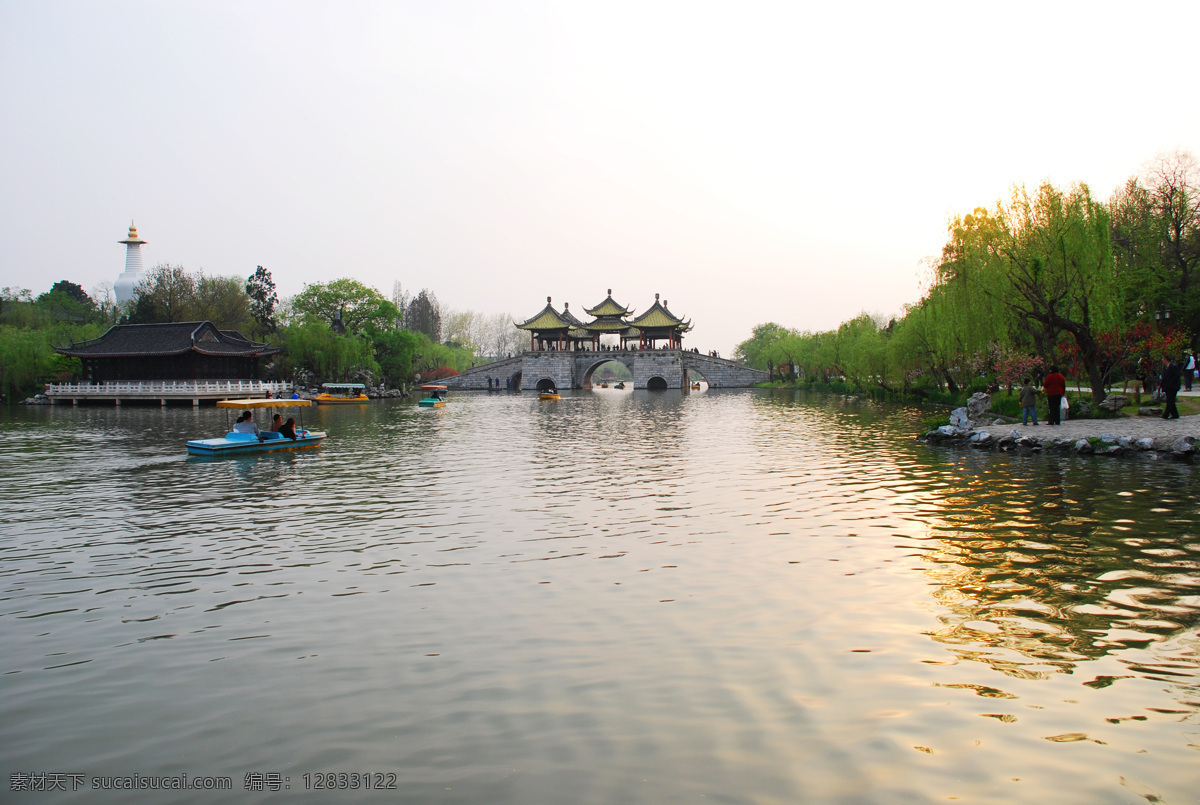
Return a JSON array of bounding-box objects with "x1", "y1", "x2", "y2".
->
[{"x1": 2, "y1": 389, "x2": 1198, "y2": 803}]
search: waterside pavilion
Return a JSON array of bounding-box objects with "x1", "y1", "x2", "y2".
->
[{"x1": 49, "y1": 322, "x2": 287, "y2": 405}]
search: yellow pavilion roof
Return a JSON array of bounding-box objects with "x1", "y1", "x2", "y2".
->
[
  {"x1": 515, "y1": 298, "x2": 572, "y2": 331},
  {"x1": 628, "y1": 294, "x2": 688, "y2": 329},
  {"x1": 585, "y1": 289, "x2": 634, "y2": 318}
]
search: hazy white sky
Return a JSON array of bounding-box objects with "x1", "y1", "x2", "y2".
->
[{"x1": 2, "y1": 0, "x2": 1197, "y2": 354}]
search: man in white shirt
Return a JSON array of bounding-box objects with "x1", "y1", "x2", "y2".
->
[{"x1": 232, "y1": 412, "x2": 259, "y2": 435}]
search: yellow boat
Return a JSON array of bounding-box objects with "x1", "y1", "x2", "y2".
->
[
  {"x1": 313, "y1": 382, "x2": 369, "y2": 404},
  {"x1": 539, "y1": 388, "x2": 561, "y2": 400}
]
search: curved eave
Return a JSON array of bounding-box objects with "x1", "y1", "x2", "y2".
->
[
  {"x1": 515, "y1": 305, "x2": 571, "y2": 330},
  {"x1": 54, "y1": 345, "x2": 283, "y2": 358},
  {"x1": 585, "y1": 320, "x2": 633, "y2": 332},
  {"x1": 53, "y1": 345, "x2": 194, "y2": 358},
  {"x1": 584, "y1": 299, "x2": 634, "y2": 317},
  {"x1": 193, "y1": 346, "x2": 283, "y2": 357}
]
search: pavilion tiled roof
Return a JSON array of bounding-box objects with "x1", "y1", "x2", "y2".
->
[
  {"x1": 515, "y1": 298, "x2": 573, "y2": 331},
  {"x1": 584, "y1": 290, "x2": 634, "y2": 318},
  {"x1": 54, "y1": 322, "x2": 282, "y2": 358},
  {"x1": 628, "y1": 295, "x2": 691, "y2": 331}
]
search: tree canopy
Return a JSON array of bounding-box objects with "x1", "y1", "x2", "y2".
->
[{"x1": 738, "y1": 151, "x2": 1199, "y2": 405}]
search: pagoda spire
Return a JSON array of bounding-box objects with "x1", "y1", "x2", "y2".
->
[{"x1": 114, "y1": 221, "x2": 149, "y2": 304}]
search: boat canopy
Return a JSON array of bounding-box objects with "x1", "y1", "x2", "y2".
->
[
  {"x1": 322, "y1": 383, "x2": 366, "y2": 390},
  {"x1": 420, "y1": 384, "x2": 448, "y2": 390},
  {"x1": 216, "y1": 398, "x2": 314, "y2": 409}
]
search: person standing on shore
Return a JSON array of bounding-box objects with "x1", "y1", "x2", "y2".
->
[
  {"x1": 1019, "y1": 377, "x2": 1040, "y2": 425},
  {"x1": 1161, "y1": 356, "x2": 1182, "y2": 420},
  {"x1": 1043, "y1": 366, "x2": 1066, "y2": 426},
  {"x1": 1185, "y1": 352, "x2": 1196, "y2": 392}
]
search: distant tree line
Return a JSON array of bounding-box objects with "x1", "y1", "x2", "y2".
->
[
  {"x1": 1, "y1": 264, "x2": 527, "y2": 400},
  {"x1": 736, "y1": 151, "x2": 1199, "y2": 405}
]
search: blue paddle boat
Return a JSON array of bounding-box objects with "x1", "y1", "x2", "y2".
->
[{"x1": 187, "y1": 399, "x2": 327, "y2": 456}]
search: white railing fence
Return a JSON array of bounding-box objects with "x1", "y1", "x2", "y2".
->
[{"x1": 47, "y1": 380, "x2": 289, "y2": 396}]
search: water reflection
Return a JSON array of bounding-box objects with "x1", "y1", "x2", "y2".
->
[{"x1": 2, "y1": 391, "x2": 1198, "y2": 803}]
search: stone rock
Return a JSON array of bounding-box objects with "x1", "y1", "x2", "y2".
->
[
  {"x1": 1073, "y1": 400, "x2": 1092, "y2": 418},
  {"x1": 1135, "y1": 438, "x2": 1155, "y2": 451},
  {"x1": 966, "y1": 392, "x2": 991, "y2": 422},
  {"x1": 1097, "y1": 395, "x2": 1129, "y2": 413},
  {"x1": 1099, "y1": 433, "x2": 1119, "y2": 444},
  {"x1": 1103, "y1": 445, "x2": 1125, "y2": 455},
  {"x1": 969, "y1": 430, "x2": 993, "y2": 448},
  {"x1": 1074, "y1": 439, "x2": 1093, "y2": 454},
  {"x1": 934, "y1": 425, "x2": 959, "y2": 439},
  {"x1": 1137, "y1": 407, "x2": 1163, "y2": 417},
  {"x1": 1171, "y1": 437, "x2": 1196, "y2": 456},
  {"x1": 945, "y1": 410, "x2": 974, "y2": 434}
]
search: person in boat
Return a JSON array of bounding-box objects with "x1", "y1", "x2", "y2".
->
[
  {"x1": 233, "y1": 411, "x2": 259, "y2": 435},
  {"x1": 269, "y1": 414, "x2": 284, "y2": 432},
  {"x1": 279, "y1": 417, "x2": 298, "y2": 440}
]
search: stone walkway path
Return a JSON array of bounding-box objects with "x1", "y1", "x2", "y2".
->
[
  {"x1": 991, "y1": 415, "x2": 1199, "y2": 441},
  {"x1": 978, "y1": 388, "x2": 1200, "y2": 441}
]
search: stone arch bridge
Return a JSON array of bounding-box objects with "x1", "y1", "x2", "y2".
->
[{"x1": 440, "y1": 350, "x2": 767, "y2": 391}]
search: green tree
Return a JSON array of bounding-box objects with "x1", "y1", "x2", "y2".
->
[
  {"x1": 36, "y1": 282, "x2": 99, "y2": 324},
  {"x1": 292, "y1": 278, "x2": 388, "y2": 333},
  {"x1": 191, "y1": 274, "x2": 253, "y2": 331},
  {"x1": 734, "y1": 322, "x2": 790, "y2": 370},
  {"x1": 1143, "y1": 151, "x2": 1200, "y2": 337},
  {"x1": 936, "y1": 183, "x2": 1119, "y2": 403},
  {"x1": 246, "y1": 265, "x2": 278, "y2": 335},
  {"x1": 405, "y1": 289, "x2": 442, "y2": 342},
  {"x1": 126, "y1": 264, "x2": 196, "y2": 323},
  {"x1": 271, "y1": 320, "x2": 379, "y2": 385},
  {"x1": 370, "y1": 327, "x2": 422, "y2": 386}
]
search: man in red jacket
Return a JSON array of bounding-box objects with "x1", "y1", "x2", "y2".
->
[{"x1": 1043, "y1": 366, "x2": 1067, "y2": 426}]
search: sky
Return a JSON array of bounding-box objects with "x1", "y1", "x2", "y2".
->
[{"x1": 2, "y1": 1, "x2": 1197, "y2": 356}]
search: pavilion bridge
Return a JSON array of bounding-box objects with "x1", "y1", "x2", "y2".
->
[
  {"x1": 441, "y1": 349, "x2": 767, "y2": 391},
  {"x1": 443, "y1": 291, "x2": 765, "y2": 391}
]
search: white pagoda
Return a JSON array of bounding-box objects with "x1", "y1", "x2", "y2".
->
[{"x1": 114, "y1": 221, "x2": 148, "y2": 304}]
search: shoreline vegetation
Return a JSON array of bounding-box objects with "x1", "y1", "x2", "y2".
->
[
  {"x1": 1, "y1": 271, "x2": 528, "y2": 404},
  {"x1": 736, "y1": 151, "x2": 1199, "y2": 441}
]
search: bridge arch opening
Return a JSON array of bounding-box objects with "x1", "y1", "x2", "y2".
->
[
  {"x1": 687, "y1": 368, "x2": 708, "y2": 390},
  {"x1": 646, "y1": 376, "x2": 669, "y2": 391},
  {"x1": 535, "y1": 378, "x2": 558, "y2": 392},
  {"x1": 585, "y1": 359, "x2": 633, "y2": 389}
]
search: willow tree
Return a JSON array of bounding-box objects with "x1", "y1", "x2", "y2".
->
[
  {"x1": 923, "y1": 210, "x2": 1016, "y2": 391},
  {"x1": 1002, "y1": 183, "x2": 1118, "y2": 402}
]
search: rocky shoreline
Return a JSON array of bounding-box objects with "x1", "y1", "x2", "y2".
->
[{"x1": 920, "y1": 392, "x2": 1198, "y2": 459}]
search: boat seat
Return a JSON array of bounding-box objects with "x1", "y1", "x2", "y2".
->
[
  {"x1": 260, "y1": 431, "x2": 283, "y2": 441},
  {"x1": 225, "y1": 432, "x2": 259, "y2": 442}
]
